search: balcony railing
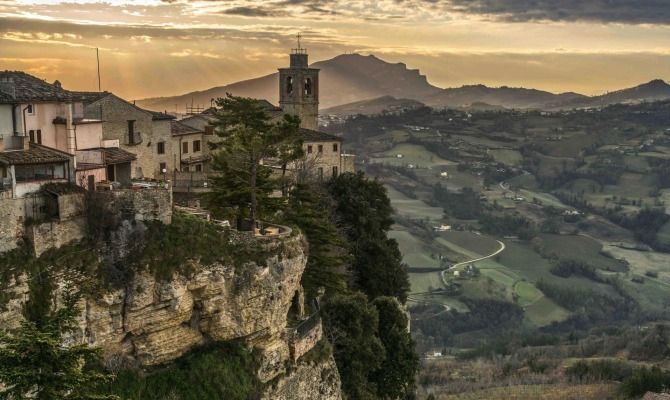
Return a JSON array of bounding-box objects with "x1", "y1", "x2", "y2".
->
[{"x1": 124, "y1": 132, "x2": 142, "y2": 146}]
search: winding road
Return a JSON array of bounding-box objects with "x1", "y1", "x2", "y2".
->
[{"x1": 440, "y1": 239, "x2": 506, "y2": 287}]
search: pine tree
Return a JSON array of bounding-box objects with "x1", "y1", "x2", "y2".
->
[{"x1": 0, "y1": 278, "x2": 116, "y2": 400}]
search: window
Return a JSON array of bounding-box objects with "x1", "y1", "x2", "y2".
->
[
  {"x1": 28, "y1": 129, "x2": 42, "y2": 145},
  {"x1": 318, "y1": 167, "x2": 323, "y2": 180},
  {"x1": 286, "y1": 76, "x2": 294, "y2": 95},
  {"x1": 26, "y1": 104, "x2": 34, "y2": 115},
  {"x1": 159, "y1": 162, "x2": 167, "y2": 173},
  {"x1": 304, "y1": 77, "x2": 312, "y2": 96},
  {"x1": 318, "y1": 144, "x2": 323, "y2": 154},
  {"x1": 307, "y1": 145, "x2": 313, "y2": 154},
  {"x1": 332, "y1": 166, "x2": 338, "y2": 177},
  {"x1": 182, "y1": 166, "x2": 190, "y2": 172},
  {"x1": 193, "y1": 140, "x2": 201, "y2": 152},
  {"x1": 333, "y1": 143, "x2": 338, "y2": 152},
  {"x1": 195, "y1": 164, "x2": 202, "y2": 172},
  {"x1": 157, "y1": 141, "x2": 165, "y2": 154},
  {"x1": 182, "y1": 141, "x2": 189, "y2": 154},
  {"x1": 127, "y1": 120, "x2": 135, "y2": 144}
]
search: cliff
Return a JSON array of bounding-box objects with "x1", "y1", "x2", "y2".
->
[{"x1": 0, "y1": 208, "x2": 342, "y2": 398}]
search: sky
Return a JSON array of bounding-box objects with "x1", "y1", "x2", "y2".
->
[{"x1": 1, "y1": 0, "x2": 669, "y2": 100}]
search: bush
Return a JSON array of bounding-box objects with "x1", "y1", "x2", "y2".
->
[{"x1": 103, "y1": 342, "x2": 259, "y2": 400}]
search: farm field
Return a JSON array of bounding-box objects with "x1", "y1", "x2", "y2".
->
[
  {"x1": 435, "y1": 383, "x2": 616, "y2": 400},
  {"x1": 371, "y1": 143, "x2": 455, "y2": 167},
  {"x1": 386, "y1": 185, "x2": 445, "y2": 221},
  {"x1": 489, "y1": 149, "x2": 523, "y2": 166},
  {"x1": 536, "y1": 234, "x2": 628, "y2": 272}
]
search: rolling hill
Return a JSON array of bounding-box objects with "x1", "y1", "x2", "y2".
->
[
  {"x1": 136, "y1": 53, "x2": 670, "y2": 114},
  {"x1": 322, "y1": 95, "x2": 425, "y2": 116}
]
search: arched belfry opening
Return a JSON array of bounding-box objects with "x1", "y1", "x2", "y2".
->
[
  {"x1": 286, "y1": 76, "x2": 293, "y2": 95},
  {"x1": 304, "y1": 77, "x2": 312, "y2": 96}
]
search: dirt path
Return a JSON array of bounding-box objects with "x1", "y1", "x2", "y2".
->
[{"x1": 440, "y1": 239, "x2": 506, "y2": 287}]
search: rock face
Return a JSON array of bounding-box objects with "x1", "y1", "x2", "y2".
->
[
  {"x1": 0, "y1": 231, "x2": 342, "y2": 397},
  {"x1": 81, "y1": 234, "x2": 307, "y2": 369}
]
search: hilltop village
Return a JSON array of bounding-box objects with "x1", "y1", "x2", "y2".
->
[{"x1": 0, "y1": 48, "x2": 392, "y2": 400}]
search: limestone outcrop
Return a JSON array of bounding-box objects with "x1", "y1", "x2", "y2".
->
[{"x1": 262, "y1": 355, "x2": 343, "y2": 400}]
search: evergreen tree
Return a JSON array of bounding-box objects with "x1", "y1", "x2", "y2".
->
[
  {"x1": 283, "y1": 183, "x2": 349, "y2": 300},
  {"x1": 321, "y1": 293, "x2": 384, "y2": 400},
  {"x1": 207, "y1": 94, "x2": 301, "y2": 229},
  {"x1": 0, "y1": 278, "x2": 116, "y2": 400},
  {"x1": 371, "y1": 297, "x2": 420, "y2": 399},
  {"x1": 328, "y1": 172, "x2": 410, "y2": 302}
]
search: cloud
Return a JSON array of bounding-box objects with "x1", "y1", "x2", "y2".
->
[
  {"x1": 221, "y1": 6, "x2": 286, "y2": 17},
  {"x1": 446, "y1": 0, "x2": 670, "y2": 24}
]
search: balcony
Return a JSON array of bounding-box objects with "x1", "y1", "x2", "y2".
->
[{"x1": 124, "y1": 132, "x2": 142, "y2": 146}]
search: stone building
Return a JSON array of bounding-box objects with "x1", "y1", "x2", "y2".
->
[
  {"x1": 82, "y1": 93, "x2": 175, "y2": 179},
  {"x1": 171, "y1": 120, "x2": 211, "y2": 172},
  {"x1": 0, "y1": 71, "x2": 134, "y2": 196},
  {"x1": 276, "y1": 46, "x2": 355, "y2": 179}
]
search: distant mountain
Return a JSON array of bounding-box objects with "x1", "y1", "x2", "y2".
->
[
  {"x1": 322, "y1": 95, "x2": 425, "y2": 116},
  {"x1": 549, "y1": 79, "x2": 670, "y2": 109},
  {"x1": 137, "y1": 54, "x2": 442, "y2": 112},
  {"x1": 136, "y1": 53, "x2": 670, "y2": 114},
  {"x1": 424, "y1": 85, "x2": 587, "y2": 110}
]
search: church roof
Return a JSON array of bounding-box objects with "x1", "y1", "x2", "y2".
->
[{"x1": 300, "y1": 128, "x2": 342, "y2": 142}]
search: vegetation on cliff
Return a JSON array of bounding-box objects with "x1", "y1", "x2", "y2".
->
[{"x1": 0, "y1": 275, "x2": 115, "y2": 399}]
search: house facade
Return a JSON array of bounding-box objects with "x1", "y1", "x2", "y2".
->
[
  {"x1": 82, "y1": 93, "x2": 175, "y2": 179},
  {"x1": 0, "y1": 71, "x2": 134, "y2": 197}
]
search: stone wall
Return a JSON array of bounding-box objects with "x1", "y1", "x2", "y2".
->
[
  {"x1": 289, "y1": 314, "x2": 324, "y2": 362},
  {"x1": 98, "y1": 188, "x2": 172, "y2": 225},
  {"x1": 0, "y1": 196, "x2": 24, "y2": 253},
  {"x1": 261, "y1": 355, "x2": 342, "y2": 400},
  {"x1": 27, "y1": 217, "x2": 87, "y2": 257},
  {"x1": 85, "y1": 95, "x2": 174, "y2": 179}
]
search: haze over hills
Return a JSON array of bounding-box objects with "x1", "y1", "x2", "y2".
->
[
  {"x1": 137, "y1": 53, "x2": 670, "y2": 114},
  {"x1": 322, "y1": 95, "x2": 426, "y2": 116}
]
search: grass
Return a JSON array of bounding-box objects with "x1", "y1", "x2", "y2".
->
[
  {"x1": 524, "y1": 296, "x2": 571, "y2": 327},
  {"x1": 537, "y1": 234, "x2": 628, "y2": 272},
  {"x1": 603, "y1": 245, "x2": 670, "y2": 285},
  {"x1": 389, "y1": 230, "x2": 441, "y2": 269},
  {"x1": 371, "y1": 143, "x2": 454, "y2": 167},
  {"x1": 513, "y1": 281, "x2": 543, "y2": 306},
  {"x1": 386, "y1": 185, "x2": 445, "y2": 221},
  {"x1": 409, "y1": 271, "x2": 446, "y2": 294},
  {"x1": 435, "y1": 383, "x2": 616, "y2": 399},
  {"x1": 489, "y1": 149, "x2": 523, "y2": 166}
]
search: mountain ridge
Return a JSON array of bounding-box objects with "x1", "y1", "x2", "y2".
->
[{"x1": 135, "y1": 53, "x2": 670, "y2": 114}]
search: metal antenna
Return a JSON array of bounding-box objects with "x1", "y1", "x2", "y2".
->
[
  {"x1": 296, "y1": 33, "x2": 302, "y2": 50},
  {"x1": 96, "y1": 48, "x2": 101, "y2": 92}
]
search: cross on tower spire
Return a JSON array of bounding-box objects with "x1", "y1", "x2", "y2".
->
[{"x1": 292, "y1": 32, "x2": 306, "y2": 54}]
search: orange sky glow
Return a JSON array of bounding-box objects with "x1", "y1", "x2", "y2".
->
[{"x1": 1, "y1": 0, "x2": 669, "y2": 100}]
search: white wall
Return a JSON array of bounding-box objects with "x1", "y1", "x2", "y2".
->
[
  {"x1": 0, "y1": 104, "x2": 13, "y2": 137},
  {"x1": 75, "y1": 123, "x2": 103, "y2": 150}
]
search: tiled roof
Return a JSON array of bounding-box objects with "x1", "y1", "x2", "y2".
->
[
  {"x1": 172, "y1": 120, "x2": 203, "y2": 136},
  {"x1": 0, "y1": 71, "x2": 96, "y2": 103},
  {"x1": 0, "y1": 143, "x2": 71, "y2": 165},
  {"x1": 300, "y1": 128, "x2": 342, "y2": 142},
  {"x1": 103, "y1": 147, "x2": 136, "y2": 164},
  {"x1": 150, "y1": 110, "x2": 176, "y2": 121}
]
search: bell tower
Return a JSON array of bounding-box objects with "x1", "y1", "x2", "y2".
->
[{"x1": 279, "y1": 34, "x2": 319, "y2": 130}]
